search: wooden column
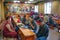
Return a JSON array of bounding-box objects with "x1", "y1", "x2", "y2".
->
[{"x1": 0, "y1": 0, "x2": 5, "y2": 21}]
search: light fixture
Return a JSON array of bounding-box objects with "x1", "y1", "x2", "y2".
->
[
  {"x1": 13, "y1": 1, "x2": 20, "y2": 3},
  {"x1": 25, "y1": 2, "x2": 28, "y2": 4},
  {"x1": 29, "y1": 0, "x2": 34, "y2": 1},
  {"x1": 25, "y1": 1, "x2": 31, "y2": 4},
  {"x1": 28, "y1": 1, "x2": 31, "y2": 3}
]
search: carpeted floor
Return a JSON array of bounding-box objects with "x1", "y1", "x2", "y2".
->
[
  {"x1": 47, "y1": 29, "x2": 60, "y2": 40},
  {"x1": 0, "y1": 32, "x2": 3, "y2": 40}
]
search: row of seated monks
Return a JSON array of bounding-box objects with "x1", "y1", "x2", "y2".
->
[{"x1": 0, "y1": 12, "x2": 60, "y2": 40}]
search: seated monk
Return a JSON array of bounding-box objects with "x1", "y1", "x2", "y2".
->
[{"x1": 3, "y1": 17, "x2": 18, "y2": 40}]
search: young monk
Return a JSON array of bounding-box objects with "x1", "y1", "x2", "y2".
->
[
  {"x1": 3, "y1": 14, "x2": 18, "y2": 40},
  {"x1": 36, "y1": 21, "x2": 49, "y2": 40}
]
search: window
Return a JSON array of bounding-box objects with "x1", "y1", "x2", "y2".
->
[
  {"x1": 34, "y1": 5, "x2": 38, "y2": 13},
  {"x1": 44, "y1": 2, "x2": 52, "y2": 14}
]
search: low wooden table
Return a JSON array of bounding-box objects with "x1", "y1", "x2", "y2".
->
[
  {"x1": 13, "y1": 18, "x2": 36, "y2": 40},
  {"x1": 18, "y1": 28, "x2": 36, "y2": 40},
  {"x1": 53, "y1": 19, "x2": 60, "y2": 32},
  {"x1": 53, "y1": 19, "x2": 60, "y2": 25}
]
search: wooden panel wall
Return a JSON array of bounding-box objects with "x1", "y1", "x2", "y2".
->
[
  {"x1": 38, "y1": 2, "x2": 44, "y2": 14},
  {"x1": 51, "y1": 1, "x2": 60, "y2": 16}
]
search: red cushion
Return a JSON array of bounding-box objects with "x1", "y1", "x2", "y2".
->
[
  {"x1": 36, "y1": 21, "x2": 41, "y2": 25},
  {"x1": 17, "y1": 19, "x2": 20, "y2": 23}
]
